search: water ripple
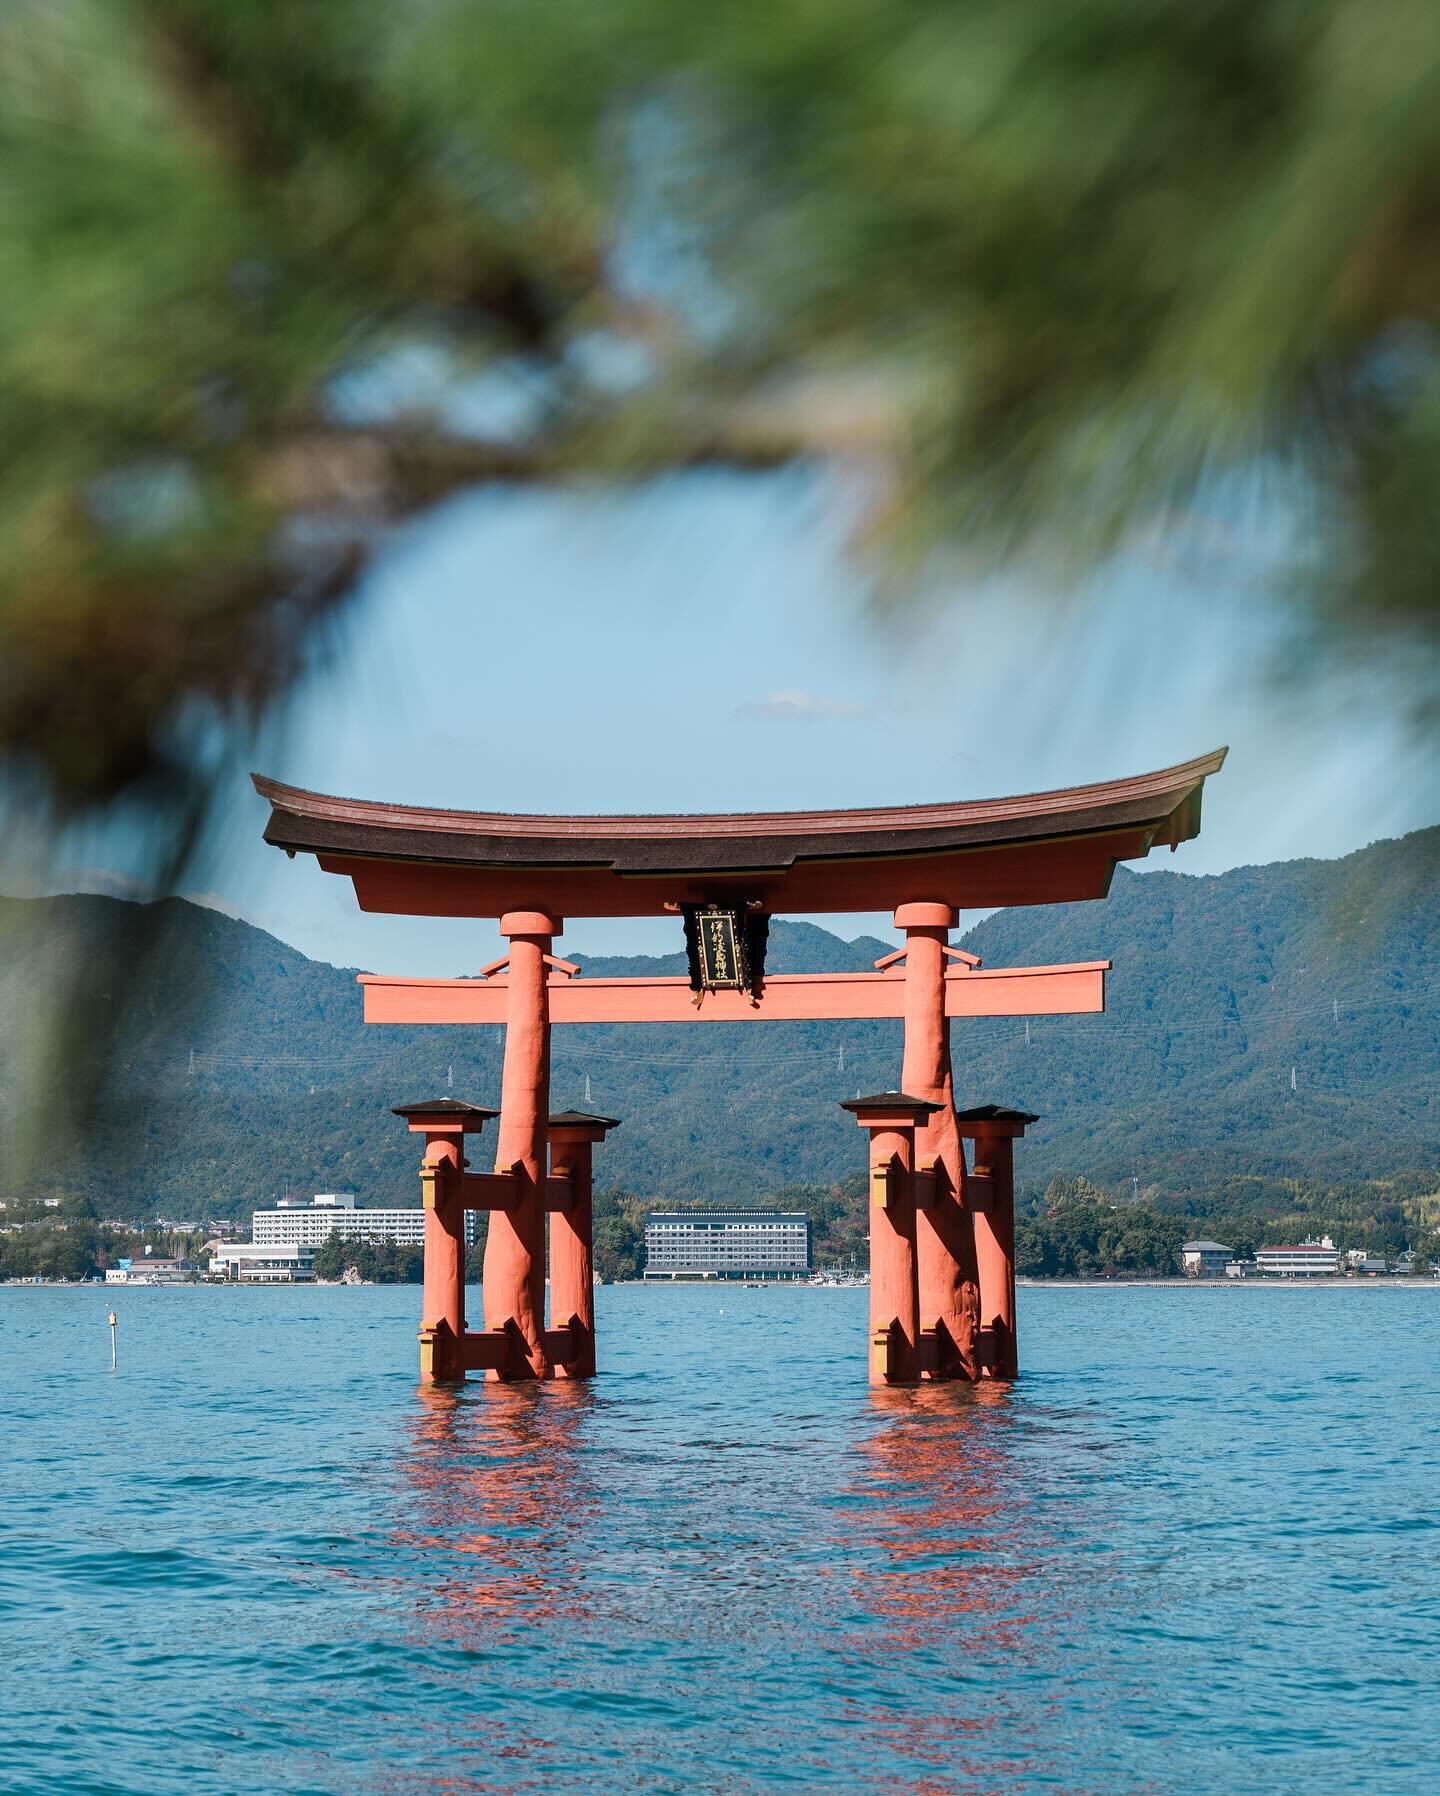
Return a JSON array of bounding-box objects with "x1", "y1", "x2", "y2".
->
[{"x1": 3, "y1": 1283, "x2": 1438, "y2": 1793}]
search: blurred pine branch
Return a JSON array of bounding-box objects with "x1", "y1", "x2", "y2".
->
[{"x1": 3, "y1": 0, "x2": 1439, "y2": 823}]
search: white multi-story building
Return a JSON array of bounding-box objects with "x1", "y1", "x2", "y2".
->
[
  {"x1": 250, "y1": 1192, "x2": 475, "y2": 1248},
  {"x1": 208, "y1": 1243, "x2": 316, "y2": 1283},
  {"x1": 1256, "y1": 1236, "x2": 1339, "y2": 1277},
  {"x1": 644, "y1": 1211, "x2": 811, "y2": 1280}
]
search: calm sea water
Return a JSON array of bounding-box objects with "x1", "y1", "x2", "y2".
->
[{"x1": 3, "y1": 1283, "x2": 1438, "y2": 1795}]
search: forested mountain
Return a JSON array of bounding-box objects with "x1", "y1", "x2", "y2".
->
[{"x1": 0, "y1": 827, "x2": 1436, "y2": 1224}]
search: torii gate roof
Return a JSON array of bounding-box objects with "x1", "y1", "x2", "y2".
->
[{"x1": 252, "y1": 747, "x2": 1225, "y2": 918}]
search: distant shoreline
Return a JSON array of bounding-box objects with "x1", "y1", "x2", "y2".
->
[
  {"x1": 1018, "y1": 1276, "x2": 1440, "y2": 1289},
  {"x1": 4, "y1": 1275, "x2": 1436, "y2": 1291}
]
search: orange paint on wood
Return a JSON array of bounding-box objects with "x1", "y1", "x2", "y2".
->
[
  {"x1": 482, "y1": 920, "x2": 555, "y2": 1380},
  {"x1": 546, "y1": 1114, "x2": 617, "y2": 1379},
  {"x1": 457, "y1": 1329, "x2": 513, "y2": 1374},
  {"x1": 359, "y1": 963, "x2": 1108, "y2": 1026},
  {"x1": 844, "y1": 1097, "x2": 937, "y2": 1387},
  {"x1": 970, "y1": 1132, "x2": 1019, "y2": 1379},
  {"x1": 544, "y1": 1173, "x2": 575, "y2": 1210},
  {"x1": 899, "y1": 912, "x2": 979, "y2": 1381},
  {"x1": 327, "y1": 834, "x2": 1152, "y2": 919},
  {"x1": 547, "y1": 1140, "x2": 593, "y2": 1379},
  {"x1": 869, "y1": 1125, "x2": 920, "y2": 1385},
  {"x1": 261, "y1": 751, "x2": 1226, "y2": 919},
  {"x1": 458, "y1": 1170, "x2": 519, "y2": 1209},
  {"x1": 271, "y1": 750, "x2": 1228, "y2": 1390},
  {"x1": 419, "y1": 1141, "x2": 466, "y2": 1382}
]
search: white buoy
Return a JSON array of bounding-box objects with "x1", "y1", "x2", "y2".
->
[{"x1": 108, "y1": 1310, "x2": 117, "y2": 1371}]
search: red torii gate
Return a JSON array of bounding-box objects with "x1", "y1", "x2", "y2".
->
[{"x1": 255, "y1": 747, "x2": 1224, "y2": 1386}]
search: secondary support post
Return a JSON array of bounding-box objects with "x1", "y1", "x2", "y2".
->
[
  {"x1": 485, "y1": 909, "x2": 562, "y2": 1379},
  {"x1": 546, "y1": 1110, "x2": 621, "y2": 1378},
  {"x1": 894, "y1": 902, "x2": 980, "y2": 1380},
  {"x1": 955, "y1": 1106, "x2": 1037, "y2": 1379},
  {"x1": 841, "y1": 1093, "x2": 940, "y2": 1386},
  {"x1": 393, "y1": 1098, "x2": 497, "y2": 1384}
]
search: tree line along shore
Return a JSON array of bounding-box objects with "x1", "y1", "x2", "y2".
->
[{"x1": 4, "y1": 1169, "x2": 1437, "y2": 1285}]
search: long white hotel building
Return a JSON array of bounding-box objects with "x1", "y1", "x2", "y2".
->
[
  {"x1": 1255, "y1": 1235, "x2": 1339, "y2": 1277},
  {"x1": 251, "y1": 1192, "x2": 476, "y2": 1248},
  {"x1": 644, "y1": 1211, "x2": 811, "y2": 1280}
]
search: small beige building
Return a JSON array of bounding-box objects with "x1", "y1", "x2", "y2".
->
[{"x1": 1180, "y1": 1239, "x2": 1233, "y2": 1278}]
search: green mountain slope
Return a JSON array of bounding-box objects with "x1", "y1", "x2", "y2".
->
[
  {"x1": 0, "y1": 828, "x2": 1435, "y2": 1220},
  {"x1": 956, "y1": 829, "x2": 1440, "y2": 1188}
]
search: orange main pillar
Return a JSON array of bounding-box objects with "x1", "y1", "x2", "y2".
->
[
  {"x1": 546, "y1": 1109, "x2": 620, "y2": 1378},
  {"x1": 393, "y1": 1098, "x2": 497, "y2": 1383},
  {"x1": 842, "y1": 1093, "x2": 938, "y2": 1385},
  {"x1": 895, "y1": 901, "x2": 980, "y2": 1380},
  {"x1": 484, "y1": 909, "x2": 560, "y2": 1379},
  {"x1": 956, "y1": 1106, "x2": 1036, "y2": 1378}
]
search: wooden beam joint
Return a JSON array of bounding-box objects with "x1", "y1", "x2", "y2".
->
[{"x1": 458, "y1": 1168, "x2": 521, "y2": 1209}]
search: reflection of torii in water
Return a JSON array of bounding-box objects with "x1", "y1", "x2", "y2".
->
[
  {"x1": 254, "y1": 748, "x2": 1225, "y2": 1386},
  {"x1": 847, "y1": 1383, "x2": 1035, "y2": 1646},
  {"x1": 398, "y1": 1381, "x2": 598, "y2": 1648},
  {"x1": 836, "y1": 1383, "x2": 1058, "y2": 1784}
]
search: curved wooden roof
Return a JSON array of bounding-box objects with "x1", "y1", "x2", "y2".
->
[{"x1": 253, "y1": 748, "x2": 1225, "y2": 917}]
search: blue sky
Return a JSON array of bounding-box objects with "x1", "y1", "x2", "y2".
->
[{"x1": 48, "y1": 469, "x2": 1435, "y2": 972}]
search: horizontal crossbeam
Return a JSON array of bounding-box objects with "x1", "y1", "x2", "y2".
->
[
  {"x1": 359, "y1": 962, "x2": 1108, "y2": 1025},
  {"x1": 457, "y1": 1328, "x2": 510, "y2": 1372},
  {"x1": 454, "y1": 1170, "x2": 575, "y2": 1210},
  {"x1": 458, "y1": 1170, "x2": 519, "y2": 1209},
  {"x1": 455, "y1": 1324, "x2": 583, "y2": 1373}
]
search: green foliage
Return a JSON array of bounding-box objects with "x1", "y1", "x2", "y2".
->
[
  {"x1": 593, "y1": 1187, "x2": 646, "y2": 1284},
  {"x1": 0, "y1": 1225, "x2": 96, "y2": 1282},
  {"x1": 1016, "y1": 1179, "x2": 1188, "y2": 1278},
  {"x1": 2, "y1": 0, "x2": 1438, "y2": 830},
  {"x1": 310, "y1": 1234, "x2": 422, "y2": 1284},
  {"x1": 0, "y1": 1214, "x2": 197, "y2": 1281}
]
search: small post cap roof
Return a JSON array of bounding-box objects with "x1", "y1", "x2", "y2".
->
[
  {"x1": 953, "y1": 1104, "x2": 1039, "y2": 1125},
  {"x1": 391, "y1": 1098, "x2": 499, "y2": 1128},
  {"x1": 548, "y1": 1110, "x2": 622, "y2": 1131},
  {"x1": 840, "y1": 1091, "x2": 943, "y2": 1116}
]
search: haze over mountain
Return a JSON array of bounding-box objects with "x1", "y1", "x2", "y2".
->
[{"x1": 1, "y1": 828, "x2": 1436, "y2": 1220}]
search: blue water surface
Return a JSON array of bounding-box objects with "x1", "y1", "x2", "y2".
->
[{"x1": 2, "y1": 1283, "x2": 1437, "y2": 1794}]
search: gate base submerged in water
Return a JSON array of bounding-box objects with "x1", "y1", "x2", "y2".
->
[
  {"x1": 254, "y1": 749, "x2": 1226, "y2": 1384},
  {"x1": 394, "y1": 1097, "x2": 616, "y2": 1384}
]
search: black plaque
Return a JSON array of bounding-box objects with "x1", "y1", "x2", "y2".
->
[{"x1": 683, "y1": 903, "x2": 766, "y2": 995}]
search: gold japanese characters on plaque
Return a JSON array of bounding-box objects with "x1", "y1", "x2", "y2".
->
[{"x1": 682, "y1": 903, "x2": 768, "y2": 999}]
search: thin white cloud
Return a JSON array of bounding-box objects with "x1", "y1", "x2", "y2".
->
[
  {"x1": 52, "y1": 867, "x2": 156, "y2": 902},
  {"x1": 736, "y1": 690, "x2": 875, "y2": 722},
  {"x1": 180, "y1": 889, "x2": 288, "y2": 935}
]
